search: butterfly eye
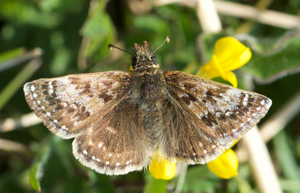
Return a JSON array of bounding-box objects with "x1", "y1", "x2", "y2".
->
[
  {"x1": 131, "y1": 57, "x2": 137, "y2": 69},
  {"x1": 151, "y1": 54, "x2": 157, "y2": 65},
  {"x1": 151, "y1": 57, "x2": 157, "y2": 66}
]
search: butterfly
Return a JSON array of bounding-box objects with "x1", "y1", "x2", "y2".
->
[{"x1": 23, "y1": 37, "x2": 272, "y2": 175}]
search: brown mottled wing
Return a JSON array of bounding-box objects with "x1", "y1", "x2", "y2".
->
[
  {"x1": 161, "y1": 71, "x2": 272, "y2": 164},
  {"x1": 24, "y1": 71, "x2": 130, "y2": 139},
  {"x1": 23, "y1": 71, "x2": 150, "y2": 175}
]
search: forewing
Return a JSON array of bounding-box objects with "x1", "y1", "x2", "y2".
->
[
  {"x1": 24, "y1": 71, "x2": 131, "y2": 139},
  {"x1": 162, "y1": 71, "x2": 272, "y2": 164}
]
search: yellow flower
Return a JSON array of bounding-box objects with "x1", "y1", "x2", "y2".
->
[
  {"x1": 149, "y1": 151, "x2": 176, "y2": 180},
  {"x1": 207, "y1": 149, "x2": 239, "y2": 179},
  {"x1": 196, "y1": 37, "x2": 252, "y2": 88}
]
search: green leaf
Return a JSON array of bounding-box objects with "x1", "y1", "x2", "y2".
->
[
  {"x1": 88, "y1": 171, "x2": 116, "y2": 193},
  {"x1": 240, "y1": 30, "x2": 300, "y2": 83},
  {"x1": 151, "y1": 179, "x2": 168, "y2": 193},
  {"x1": 197, "y1": 33, "x2": 229, "y2": 64},
  {"x1": 39, "y1": 0, "x2": 85, "y2": 13},
  {"x1": 172, "y1": 165, "x2": 217, "y2": 193},
  {"x1": 134, "y1": 15, "x2": 169, "y2": 35},
  {"x1": 29, "y1": 163, "x2": 41, "y2": 192},
  {"x1": 143, "y1": 172, "x2": 168, "y2": 193},
  {"x1": 0, "y1": 0, "x2": 59, "y2": 28},
  {"x1": 50, "y1": 47, "x2": 71, "y2": 76},
  {"x1": 29, "y1": 139, "x2": 52, "y2": 192},
  {"x1": 280, "y1": 179, "x2": 300, "y2": 192},
  {"x1": 0, "y1": 58, "x2": 41, "y2": 110},
  {"x1": 233, "y1": 175, "x2": 252, "y2": 193},
  {"x1": 273, "y1": 130, "x2": 300, "y2": 181},
  {"x1": 80, "y1": 0, "x2": 115, "y2": 62}
]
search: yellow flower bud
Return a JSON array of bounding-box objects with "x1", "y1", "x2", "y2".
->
[
  {"x1": 149, "y1": 151, "x2": 176, "y2": 180},
  {"x1": 207, "y1": 149, "x2": 239, "y2": 179}
]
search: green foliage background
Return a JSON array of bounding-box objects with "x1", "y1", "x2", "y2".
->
[{"x1": 0, "y1": 0, "x2": 300, "y2": 192}]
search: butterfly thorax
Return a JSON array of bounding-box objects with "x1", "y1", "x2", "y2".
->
[{"x1": 130, "y1": 70, "x2": 166, "y2": 106}]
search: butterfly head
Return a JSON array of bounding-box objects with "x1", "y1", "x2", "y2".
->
[
  {"x1": 131, "y1": 41, "x2": 159, "y2": 71},
  {"x1": 109, "y1": 36, "x2": 169, "y2": 72}
]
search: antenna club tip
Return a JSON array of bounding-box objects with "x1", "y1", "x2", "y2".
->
[
  {"x1": 108, "y1": 44, "x2": 113, "y2": 50},
  {"x1": 166, "y1": 36, "x2": 170, "y2": 43}
]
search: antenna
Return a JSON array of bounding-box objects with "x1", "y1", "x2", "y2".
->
[
  {"x1": 108, "y1": 44, "x2": 135, "y2": 57},
  {"x1": 150, "y1": 36, "x2": 170, "y2": 56}
]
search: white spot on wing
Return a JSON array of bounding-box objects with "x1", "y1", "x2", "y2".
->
[
  {"x1": 226, "y1": 89, "x2": 241, "y2": 98},
  {"x1": 33, "y1": 93, "x2": 38, "y2": 98},
  {"x1": 220, "y1": 147, "x2": 226, "y2": 152},
  {"x1": 48, "y1": 82, "x2": 53, "y2": 94},
  {"x1": 178, "y1": 92, "x2": 189, "y2": 98},
  {"x1": 107, "y1": 127, "x2": 116, "y2": 134},
  {"x1": 197, "y1": 112, "x2": 204, "y2": 118},
  {"x1": 83, "y1": 150, "x2": 88, "y2": 155},
  {"x1": 31, "y1": 85, "x2": 35, "y2": 92},
  {"x1": 225, "y1": 112, "x2": 232, "y2": 116},
  {"x1": 98, "y1": 141, "x2": 103, "y2": 148},
  {"x1": 243, "y1": 94, "x2": 249, "y2": 106},
  {"x1": 216, "y1": 112, "x2": 221, "y2": 117},
  {"x1": 70, "y1": 103, "x2": 78, "y2": 110}
]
